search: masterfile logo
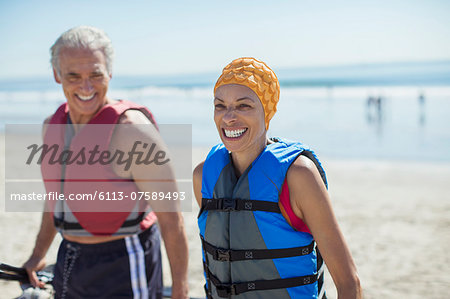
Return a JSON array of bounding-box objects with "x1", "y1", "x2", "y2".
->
[
  {"x1": 4, "y1": 124, "x2": 193, "y2": 212},
  {"x1": 26, "y1": 141, "x2": 170, "y2": 171}
]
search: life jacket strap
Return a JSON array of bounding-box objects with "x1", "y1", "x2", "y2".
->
[
  {"x1": 203, "y1": 262, "x2": 318, "y2": 298},
  {"x1": 201, "y1": 236, "x2": 315, "y2": 262},
  {"x1": 201, "y1": 198, "x2": 281, "y2": 213}
]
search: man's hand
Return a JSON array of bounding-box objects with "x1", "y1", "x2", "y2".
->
[
  {"x1": 22, "y1": 255, "x2": 46, "y2": 288},
  {"x1": 23, "y1": 212, "x2": 57, "y2": 288},
  {"x1": 171, "y1": 279, "x2": 189, "y2": 299}
]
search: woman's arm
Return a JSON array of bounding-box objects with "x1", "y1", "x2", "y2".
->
[
  {"x1": 287, "y1": 155, "x2": 362, "y2": 299},
  {"x1": 193, "y1": 162, "x2": 204, "y2": 207}
]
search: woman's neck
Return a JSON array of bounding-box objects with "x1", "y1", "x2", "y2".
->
[{"x1": 231, "y1": 137, "x2": 271, "y2": 177}]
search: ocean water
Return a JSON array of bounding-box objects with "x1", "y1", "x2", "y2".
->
[
  {"x1": 1, "y1": 61, "x2": 450, "y2": 162},
  {"x1": 1, "y1": 84, "x2": 449, "y2": 162}
]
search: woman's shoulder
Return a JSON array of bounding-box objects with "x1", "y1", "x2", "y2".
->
[
  {"x1": 193, "y1": 161, "x2": 205, "y2": 182},
  {"x1": 288, "y1": 155, "x2": 318, "y2": 175},
  {"x1": 193, "y1": 161, "x2": 205, "y2": 206},
  {"x1": 287, "y1": 155, "x2": 326, "y2": 192}
]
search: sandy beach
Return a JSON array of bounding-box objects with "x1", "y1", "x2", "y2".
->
[{"x1": 1, "y1": 145, "x2": 449, "y2": 298}]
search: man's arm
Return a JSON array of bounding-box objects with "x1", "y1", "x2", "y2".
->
[
  {"x1": 112, "y1": 110, "x2": 189, "y2": 298},
  {"x1": 154, "y1": 211, "x2": 189, "y2": 298},
  {"x1": 23, "y1": 212, "x2": 57, "y2": 288},
  {"x1": 23, "y1": 116, "x2": 57, "y2": 288}
]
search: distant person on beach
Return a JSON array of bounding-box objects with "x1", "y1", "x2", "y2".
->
[
  {"x1": 193, "y1": 57, "x2": 362, "y2": 298},
  {"x1": 418, "y1": 91, "x2": 425, "y2": 106},
  {"x1": 418, "y1": 91, "x2": 426, "y2": 125},
  {"x1": 22, "y1": 26, "x2": 189, "y2": 298},
  {"x1": 366, "y1": 95, "x2": 384, "y2": 124},
  {"x1": 366, "y1": 95, "x2": 376, "y2": 123}
]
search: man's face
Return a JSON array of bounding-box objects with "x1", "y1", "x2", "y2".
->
[{"x1": 54, "y1": 47, "x2": 111, "y2": 124}]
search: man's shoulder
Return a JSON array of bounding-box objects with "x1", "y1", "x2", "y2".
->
[
  {"x1": 44, "y1": 101, "x2": 67, "y2": 124},
  {"x1": 112, "y1": 108, "x2": 159, "y2": 148},
  {"x1": 117, "y1": 108, "x2": 153, "y2": 125},
  {"x1": 42, "y1": 114, "x2": 55, "y2": 137},
  {"x1": 43, "y1": 114, "x2": 53, "y2": 125}
]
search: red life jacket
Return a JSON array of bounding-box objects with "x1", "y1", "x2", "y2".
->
[{"x1": 41, "y1": 100, "x2": 157, "y2": 236}]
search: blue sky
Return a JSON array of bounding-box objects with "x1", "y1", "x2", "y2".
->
[{"x1": 1, "y1": 0, "x2": 449, "y2": 79}]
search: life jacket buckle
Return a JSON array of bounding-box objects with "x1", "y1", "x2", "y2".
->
[
  {"x1": 216, "y1": 249, "x2": 230, "y2": 261},
  {"x1": 215, "y1": 284, "x2": 236, "y2": 298},
  {"x1": 222, "y1": 198, "x2": 235, "y2": 211}
]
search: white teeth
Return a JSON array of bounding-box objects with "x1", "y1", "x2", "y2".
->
[
  {"x1": 77, "y1": 93, "x2": 95, "y2": 101},
  {"x1": 224, "y1": 128, "x2": 247, "y2": 138}
]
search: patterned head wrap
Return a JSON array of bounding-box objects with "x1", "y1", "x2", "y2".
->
[{"x1": 214, "y1": 57, "x2": 280, "y2": 130}]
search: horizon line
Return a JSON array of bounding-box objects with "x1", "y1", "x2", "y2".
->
[{"x1": 1, "y1": 58, "x2": 449, "y2": 81}]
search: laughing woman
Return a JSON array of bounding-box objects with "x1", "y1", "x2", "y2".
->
[{"x1": 193, "y1": 57, "x2": 362, "y2": 299}]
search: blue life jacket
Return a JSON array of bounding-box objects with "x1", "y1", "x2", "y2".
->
[{"x1": 198, "y1": 138, "x2": 328, "y2": 298}]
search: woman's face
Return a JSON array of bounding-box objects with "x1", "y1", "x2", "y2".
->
[{"x1": 214, "y1": 84, "x2": 266, "y2": 154}]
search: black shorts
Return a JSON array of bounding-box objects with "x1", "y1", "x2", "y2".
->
[{"x1": 53, "y1": 224, "x2": 163, "y2": 299}]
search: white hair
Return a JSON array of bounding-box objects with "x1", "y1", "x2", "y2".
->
[{"x1": 50, "y1": 26, "x2": 114, "y2": 75}]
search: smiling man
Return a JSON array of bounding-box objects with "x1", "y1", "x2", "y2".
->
[{"x1": 22, "y1": 26, "x2": 189, "y2": 299}]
